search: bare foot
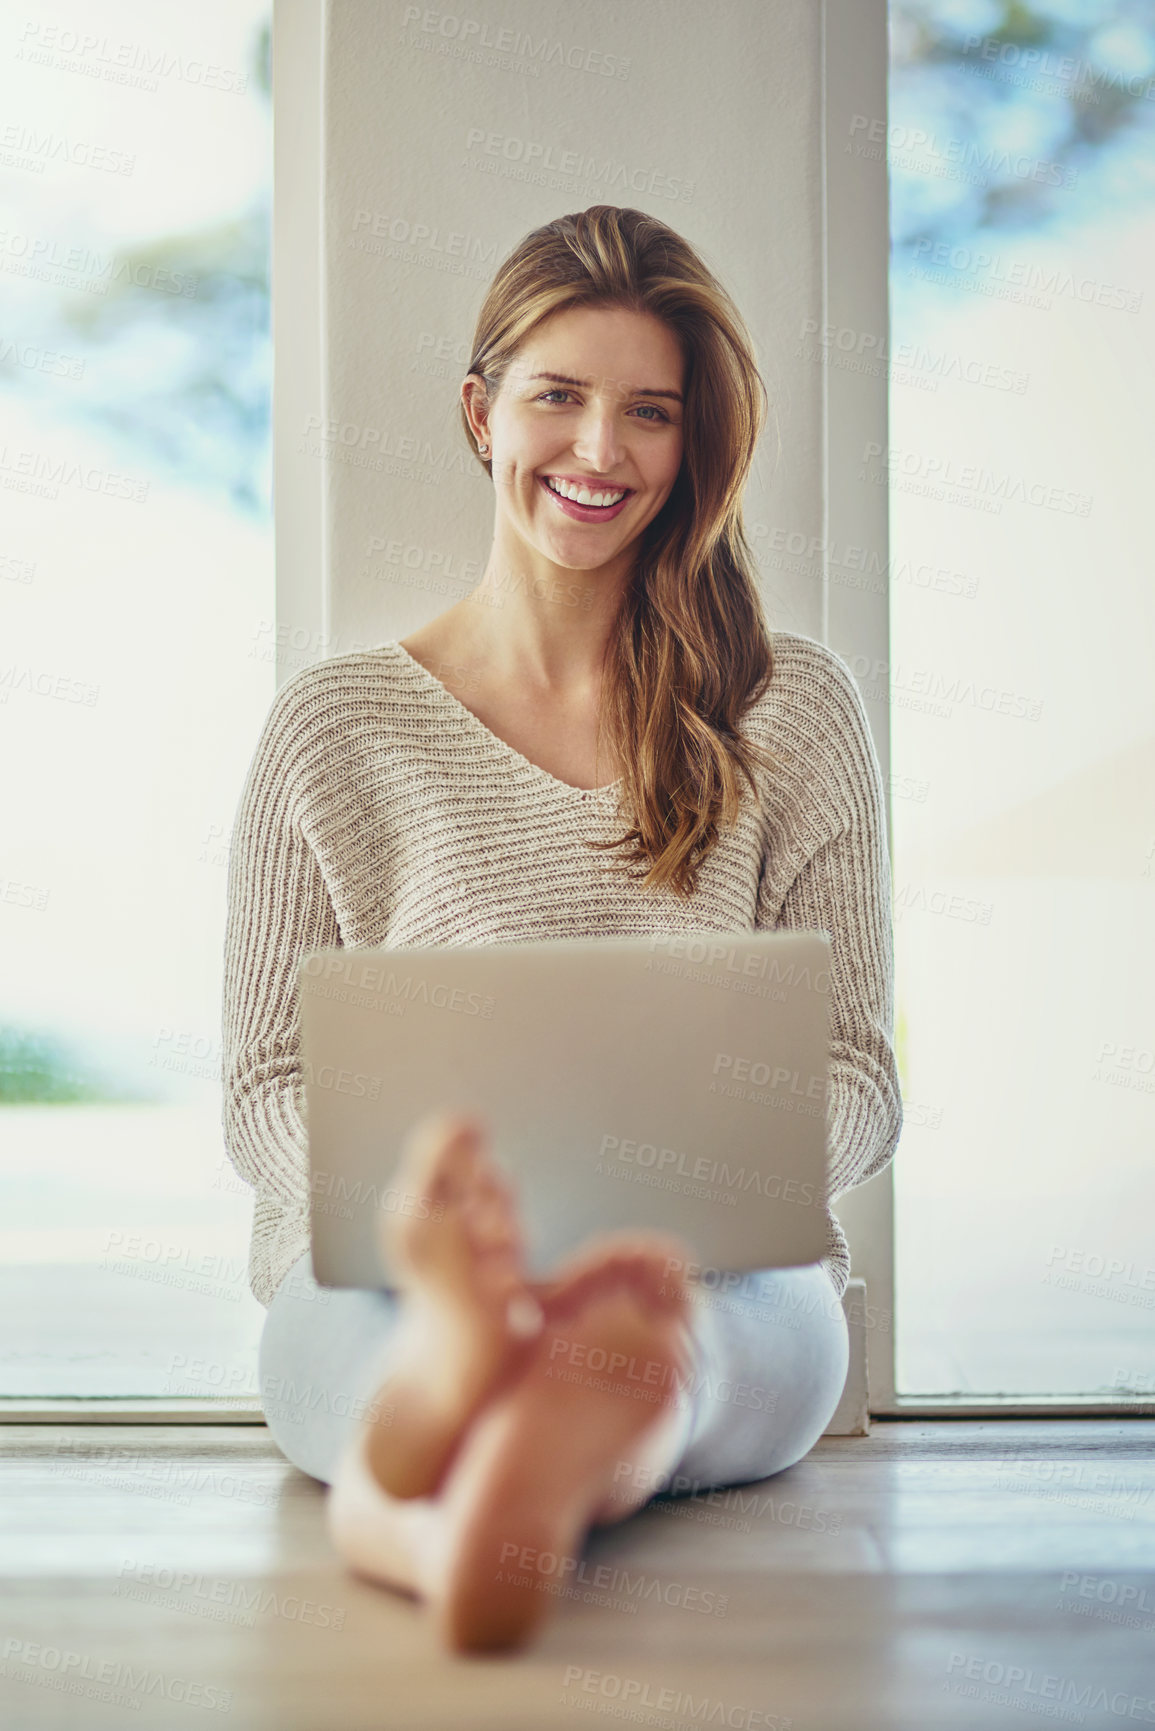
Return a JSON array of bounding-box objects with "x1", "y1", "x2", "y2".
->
[
  {"x1": 430, "y1": 1233, "x2": 696, "y2": 1653},
  {"x1": 360, "y1": 1109, "x2": 545, "y2": 1501}
]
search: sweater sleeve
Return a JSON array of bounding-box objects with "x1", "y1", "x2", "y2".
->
[
  {"x1": 757, "y1": 645, "x2": 903, "y2": 1202},
  {"x1": 220, "y1": 677, "x2": 343, "y2": 1221}
]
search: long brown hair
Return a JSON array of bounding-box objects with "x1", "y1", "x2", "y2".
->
[{"x1": 460, "y1": 204, "x2": 779, "y2": 898}]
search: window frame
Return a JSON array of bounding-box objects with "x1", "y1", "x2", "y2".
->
[{"x1": 824, "y1": 0, "x2": 1149, "y2": 1418}]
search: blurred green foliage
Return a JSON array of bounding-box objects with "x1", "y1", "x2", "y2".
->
[
  {"x1": 891, "y1": 0, "x2": 1155, "y2": 253},
  {"x1": 0, "y1": 1025, "x2": 154, "y2": 1105}
]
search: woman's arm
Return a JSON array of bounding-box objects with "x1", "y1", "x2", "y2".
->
[
  {"x1": 757, "y1": 643, "x2": 903, "y2": 1201},
  {"x1": 220, "y1": 678, "x2": 343, "y2": 1216}
]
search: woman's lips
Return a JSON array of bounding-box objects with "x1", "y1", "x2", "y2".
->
[{"x1": 538, "y1": 474, "x2": 632, "y2": 523}]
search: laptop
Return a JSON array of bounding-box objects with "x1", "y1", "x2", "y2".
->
[{"x1": 298, "y1": 930, "x2": 832, "y2": 1288}]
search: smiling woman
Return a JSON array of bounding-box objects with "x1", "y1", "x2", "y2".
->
[
  {"x1": 224, "y1": 203, "x2": 902, "y2": 1652},
  {"x1": 396, "y1": 206, "x2": 784, "y2": 895}
]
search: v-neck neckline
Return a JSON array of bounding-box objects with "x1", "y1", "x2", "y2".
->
[{"x1": 384, "y1": 640, "x2": 624, "y2": 803}]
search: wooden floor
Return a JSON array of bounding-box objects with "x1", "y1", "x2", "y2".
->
[{"x1": 1, "y1": 1421, "x2": 1153, "y2": 1730}]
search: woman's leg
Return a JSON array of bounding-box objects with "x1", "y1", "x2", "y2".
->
[
  {"x1": 256, "y1": 1112, "x2": 847, "y2": 1653},
  {"x1": 259, "y1": 1257, "x2": 847, "y2": 1494},
  {"x1": 258, "y1": 1243, "x2": 696, "y2": 1510},
  {"x1": 260, "y1": 1110, "x2": 545, "y2": 1494},
  {"x1": 257, "y1": 1249, "x2": 403, "y2": 1486},
  {"x1": 259, "y1": 1253, "x2": 843, "y2": 1653},
  {"x1": 615, "y1": 1263, "x2": 850, "y2": 1504}
]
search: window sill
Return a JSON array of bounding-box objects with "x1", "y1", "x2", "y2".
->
[
  {"x1": 881, "y1": 1395, "x2": 1155, "y2": 1419},
  {"x1": 0, "y1": 1399, "x2": 264, "y2": 1423}
]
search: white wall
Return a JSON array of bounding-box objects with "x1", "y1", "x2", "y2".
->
[
  {"x1": 315, "y1": 0, "x2": 826, "y2": 650},
  {"x1": 274, "y1": 0, "x2": 894, "y2": 1393}
]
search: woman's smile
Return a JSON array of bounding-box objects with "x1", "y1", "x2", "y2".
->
[{"x1": 537, "y1": 472, "x2": 635, "y2": 522}]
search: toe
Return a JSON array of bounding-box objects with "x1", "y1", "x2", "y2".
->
[
  {"x1": 540, "y1": 1232, "x2": 696, "y2": 1324},
  {"x1": 405, "y1": 1112, "x2": 484, "y2": 1193},
  {"x1": 464, "y1": 1193, "x2": 519, "y2": 1253}
]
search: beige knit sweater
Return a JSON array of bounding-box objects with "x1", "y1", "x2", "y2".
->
[{"x1": 220, "y1": 632, "x2": 902, "y2": 1309}]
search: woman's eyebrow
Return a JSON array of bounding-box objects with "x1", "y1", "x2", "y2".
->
[{"x1": 526, "y1": 370, "x2": 684, "y2": 403}]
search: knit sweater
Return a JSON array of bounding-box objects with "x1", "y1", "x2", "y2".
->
[{"x1": 220, "y1": 632, "x2": 902, "y2": 1310}]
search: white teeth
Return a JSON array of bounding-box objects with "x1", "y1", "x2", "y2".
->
[{"x1": 546, "y1": 476, "x2": 627, "y2": 508}]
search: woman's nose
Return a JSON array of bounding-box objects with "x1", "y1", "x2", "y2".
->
[{"x1": 572, "y1": 409, "x2": 624, "y2": 471}]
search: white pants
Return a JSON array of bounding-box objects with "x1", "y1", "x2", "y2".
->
[{"x1": 259, "y1": 1250, "x2": 850, "y2": 1494}]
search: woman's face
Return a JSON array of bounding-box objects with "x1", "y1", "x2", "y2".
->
[{"x1": 466, "y1": 303, "x2": 686, "y2": 575}]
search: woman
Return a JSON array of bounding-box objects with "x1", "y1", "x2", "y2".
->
[{"x1": 221, "y1": 204, "x2": 902, "y2": 1653}]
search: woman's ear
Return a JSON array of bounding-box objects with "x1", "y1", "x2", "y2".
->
[{"x1": 461, "y1": 373, "x2": 491, "y2": 450}]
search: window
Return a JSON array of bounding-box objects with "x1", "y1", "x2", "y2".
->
[
  {"x1": 0, "y1": 3, "x2": 272, "y2": 1400},
  {"x1": 888, "y1": 0, "x2": 1155, "y2": 1399},
  {"x1": 11, "y1": 0, "x2": 1150, "y2": 1417}
]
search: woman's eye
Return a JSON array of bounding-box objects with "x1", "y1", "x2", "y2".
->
[{"x1": 536, "y1": 390, "x2": 668, "y2": 424}]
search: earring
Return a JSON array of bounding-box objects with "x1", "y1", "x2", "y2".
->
[{"x1": 477, "y1": 442, "x2": 489, "y2": 456}]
